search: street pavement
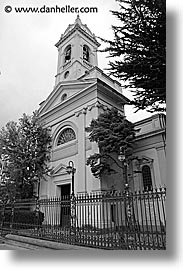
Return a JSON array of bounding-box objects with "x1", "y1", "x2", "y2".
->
[
  {"x1": 0, "y1": 234, "x2": 97, "y2": 250},
  {"x1": 0, "y1": 237, "x2": 39, "y2": 250},
  {"x1": 0, "y1": 243, "x2": 27, "y2": 250}
]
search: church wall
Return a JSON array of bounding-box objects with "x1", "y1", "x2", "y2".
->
[
  {"x1": 155, "y1": 146, "x2": 166, "y2": 188},
  {"x1": 39, "y1": 89, "x2": 103, "y2": 197},
  {"x1": 98, "y1": 142, "x2": 165, "y2": 193},
  {"x1": 52, "y1": 141, "x2": 78, "y2": 161},
  {"x1": 97, "y1": 84, "x2": 125, "y2": 114},
  {"x1": 40, "y1": 92, "x2": 165, "y2": 197},
  {"x1": 132, "y1": 133, "x2": 166, "y2": 189},
  {"x1": 98, "y1": 119, "x2": 166, "y2": 193},
  {"x1": 100, "y1": 153, "x2": 124, "y2": 192}
]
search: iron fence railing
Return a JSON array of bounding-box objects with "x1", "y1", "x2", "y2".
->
[{"x1": 0, "y1": 188, "x2": 166, "y2": 250}]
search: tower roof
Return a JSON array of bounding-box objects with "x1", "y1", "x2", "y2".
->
[
  {"x1": 64, "y1": 15, "x2": 93, "y2": 36},
  {"x1": 55, "y1": 15, "x2": 100, "y2": 48}
]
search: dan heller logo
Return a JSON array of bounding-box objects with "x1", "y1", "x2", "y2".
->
[{"x1": 4, "y1": 5, "x2": 12, "y2": 13}]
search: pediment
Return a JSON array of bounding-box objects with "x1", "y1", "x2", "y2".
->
[
  {"x1": 134, "y1": 155, "x2": 154, "y2": 165},
  {"x1": 140, "y1": 155, "x2": 154, "y2": 163},
  {"x1": 51, "y1": 163, "x2": 67, "y2": 176},
  {"x1": 39, "y1": 80, "x2": 94, "y2": 114}
]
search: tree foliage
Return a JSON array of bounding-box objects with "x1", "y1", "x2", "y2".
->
[
  {"x1": 100, "y1": 0, "x2": 166, "y2": 113},
  {"x1": 85, "y1": 108, "x2": 137, "y2": 178},
  {"x1": 0, "y1": 111, "x2": 52, "y2": 200}
]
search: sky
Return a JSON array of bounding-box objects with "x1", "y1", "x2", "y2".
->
[{"x1": 0, "y1": 0, "x2": 163, "y2": 129}]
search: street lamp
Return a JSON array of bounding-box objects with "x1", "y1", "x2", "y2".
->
[
  {"x1": 66, "y1": 160, "x2": 76, "y2": 234},
  {"x1": 118, "y1": 146, "x2": 129, "y2": 194},
  {"x1": 118, "y1": 146, "x2": 135, "y2": 236},
  {"x1": 66, "y1": 160, "x2": 76, "y2": 195},
  {"x1": 33, "y1": 175, "x2": 40, "y2": 199}
]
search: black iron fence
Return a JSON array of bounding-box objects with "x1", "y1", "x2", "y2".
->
[{"x1": 0, "y1": 188, "x2": 166, "y2": 250}]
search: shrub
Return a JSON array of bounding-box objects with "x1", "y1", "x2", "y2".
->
[{"x1": 0, "y1": 209, "x2": 44, "y2": 228}]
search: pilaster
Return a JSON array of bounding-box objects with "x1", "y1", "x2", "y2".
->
[
  {"x1": 75, "y1": 108, "x2": 87, "y2": 193},
  {"x1": 155, "y1": 145, "x2": 166, "y2": 187}
]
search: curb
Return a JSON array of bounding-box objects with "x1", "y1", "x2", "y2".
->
[
  {"x1": 5, "y1": 234, "x2": 96, "y2": 250},
  {"x1": 0, "y1": 236, "x2": 5, "y2": 244}
]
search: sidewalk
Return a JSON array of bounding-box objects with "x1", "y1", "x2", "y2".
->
[{"x1": 2, "y1": 234, "x2": 97, "y2": 250}]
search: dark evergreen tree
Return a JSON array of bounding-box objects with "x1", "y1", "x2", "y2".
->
[
  {"x1": 0, "y1": 111, "x2": 52, "y2": 199},
  {"x1": 85, "y1": 108, "x2": 137, "y2": 178},
  {"x1": 100, "y1": 0, "x2": 166, "y2": 113}
]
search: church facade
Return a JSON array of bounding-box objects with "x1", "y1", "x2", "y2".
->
[{"x1": 38, "y1": 16, "x2": 166, "y2": 199}]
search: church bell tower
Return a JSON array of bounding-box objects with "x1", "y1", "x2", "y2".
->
[{"x1": 55, "y1": 15, "x2": 100, "y2": 85}]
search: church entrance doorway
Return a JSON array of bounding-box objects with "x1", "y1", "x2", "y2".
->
[
  {"x1": 60, "y1": 184, "x2": 70, "y2": 197},
  {"x1": 60, "y1": 184, "x2": 71, "y2": 227}
]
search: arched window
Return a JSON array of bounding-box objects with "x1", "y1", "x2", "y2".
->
[
  {"x1": 142, "y1": 165, "x2": 153, "y2": 191},
  {"x1": 83, "y1": 45, "x2": 90, "y2": 62},
  {"x1": 57, "y1": 128, "x2": 76, "y2": 146},
  {"x1": 64, "y1": 45, "x2": 71, "y2": 63}
]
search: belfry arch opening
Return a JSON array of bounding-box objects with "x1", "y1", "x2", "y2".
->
[
  {"x1": 64, "y1": 45, "x2": 72, "y2": 63},
  {"x1": 83, "y1": 45, "x2": 90, "y2": 62}
]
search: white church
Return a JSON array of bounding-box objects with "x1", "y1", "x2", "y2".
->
[{"x1": 38, "y1": 15, "x2": 166, "y2": 199}]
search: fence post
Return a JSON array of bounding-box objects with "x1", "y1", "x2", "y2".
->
[
  {"x1": 70, "y1": 193, "x2": 76, "y2": 241},
  {"x1": 10, "y1": 199, "x2": 15, "y2": 232},
  {"x1": 123, "y1": 189, "x2": 137, "y2": 249},
  {"x1": 35, "y1": 197, "x2": 40, "y2": 236},
  {"x1": 0, "y1": 203, "x2": 5, "y2": 234}
]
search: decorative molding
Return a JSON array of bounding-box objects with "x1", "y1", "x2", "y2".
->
[
  {"x1": 75, "y1": 109, "x2": 83, "y2": 117},
  {"x1": 82, "y1": 107, "x2": 87, "y2": 115},
  {"x1": 54, "y1": 179, "x2": 71, "y2": 185},
  {"x1": 155, "y1": 145, "x2": 165, "y2": 151},
  {"x1": 75, "y1": 106, "x2": 88, "y2": 117},
  {"x1": 74, "y1": 100, "x2": 109, "y2": 118},
  {"x1": 87, "y1": 103, "x2": 96, "y2": 112}
]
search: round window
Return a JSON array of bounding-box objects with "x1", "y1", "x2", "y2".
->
[{"x1": 61, "y1": 93, "x2": 67, "y2": 102}]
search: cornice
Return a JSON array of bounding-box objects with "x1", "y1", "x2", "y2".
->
[
  {"x1": 97, "y1": 79, "x2": 130, "y2": 104},
  {"x1": 134, "y1": 113, "x2": 166, "y2": 126},
  {"x1": 135, "y1": 128, "x2": 166, "y2": 141}
]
